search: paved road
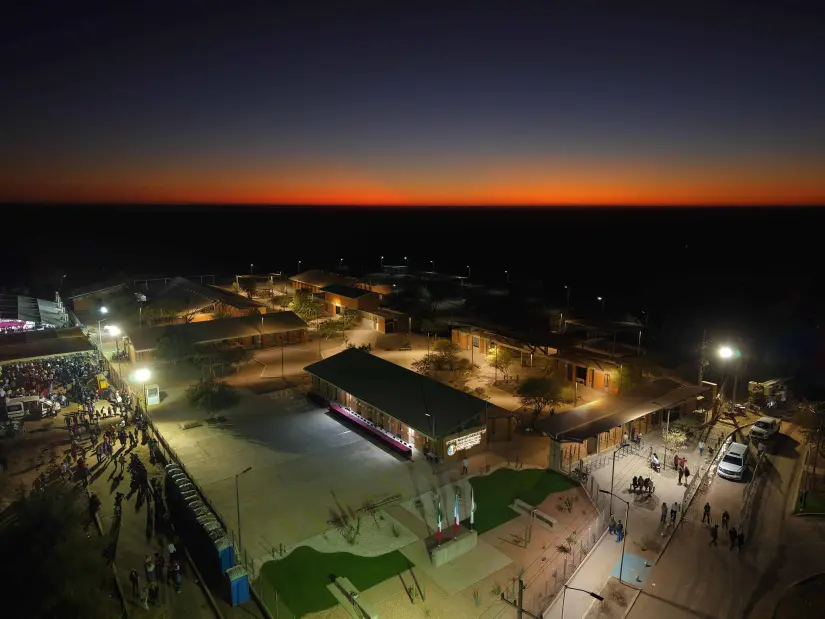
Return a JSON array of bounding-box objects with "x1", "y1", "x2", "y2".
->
[{"x1": 627, "y1": 423, "x2": 822, "y2": 619}]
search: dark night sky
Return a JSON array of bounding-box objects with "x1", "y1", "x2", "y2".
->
[{"x1": 1, "y1": 1, "x2": 824, "y2": 205}]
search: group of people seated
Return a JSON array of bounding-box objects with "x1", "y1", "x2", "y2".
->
[{"x1": 631, "y1": 475, "x2": 654, "y2": 494}]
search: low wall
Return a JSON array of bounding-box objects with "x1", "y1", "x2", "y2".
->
[{"x1": 430, "y1": 530, "x2": 478, "y2": 567}]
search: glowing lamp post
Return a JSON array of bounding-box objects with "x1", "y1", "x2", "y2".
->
[{"x1": 718, "y1": 345, "x2": 740, "y2": 406}]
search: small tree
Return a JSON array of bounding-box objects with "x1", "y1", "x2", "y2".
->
[
  {"x1": 412, "y1": 353, "x2": 440, "y2": 376},
  {"x1": 318, "y1": 319, "x2": 344, "y2": 340},
  {"x1": 186, "y1": 379, "x2": 240, "y2": 417},
  {"x1": 213, "y1": 303, "x2": 233, "y2": 319},
  {"x1": 662, "y1": 429, "x2": 687, "y2": 453},
  {"x1": 244, "y1": 279, "x2": 258, "y2": 298},
  {"x1": 518, "y1": 376, "x2": 566, "y2": 423},
  {"x1": 487, "y1": 347, "x2": 514, "y2": 382},
  {"x1": 432, "y1": 339, "x2": 461, "y2": 371},
  {"x1": 289, "y1": 291, "x2": 323, "y2": 325},
  {"x1": 271, "y1": 294, "x2": 292, "y2": 310},
  {"x1": 339, "y1": 309, "x2": 361, "y2": 331},
  {"x1": 155, "y1": 329, "x2": 197, "y2": 363}
]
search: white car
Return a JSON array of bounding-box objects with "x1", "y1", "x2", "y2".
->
[
  {"x1": 749, "y1": 416, "x2": 780, "y2": 441},
  {"x1": 717, "y1": 442, "x2": 749, "y2": 481}
]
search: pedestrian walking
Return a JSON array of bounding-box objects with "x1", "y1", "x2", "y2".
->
[
  {"x1": 729, "y1": 526, "x2": 738, "y2": 549},
  {"x1": 155, "y1": 552, "x2": 166, "y2": 583},
  {"x1": 622, "y1": 432, "x2": 629, "y2": 446},
  {"x1": 118, "y1": 453, "x2": 126, "y2": 474},
  {"x1": 660, "y1": 502, "x2": 667, "y2": 524},
  {"x1": 144, "y1": 555, "x2": 157, "y2": 583},
  {"x1": 678, "y1": 467, "x2": 683, "y2": 485},
  {"x1": 615, "y1": 520, "x2": 624, "y2": 542},
  {"x1": 673, "y1": 453, "x2": 679, "y2": 471},
  {"x1": 129, "y1": 569, "x2": 140, "y2": 598},
  {"x1": 702, "y1": 502, "x2": 711, "y2": 524},
  {"x1": 462, "y1": 457, "x2": 469, "y2": 475},
  {"x1": 683, "y1": 464, "x2": 691, "y2": 486},
  {"x1": 140, "y1": 586, "x2": 150, "y2": 610},
  {"x1": 670, "y1": 502, "x2": 678, "y2": 525},
  {"x1": 609, "y1": 515, "x2": 616, "y2": 534},
  {"x1": 709, "y1": 524, "x2": 719, "y2": 546},
  {"x1": 737, "y1": 530, "x2": 745, "y2": 552},
  {"x1": 699, "y1": 440, "x2": 705, "y2": 457},
  {"x1": 721, "y1": 510, "x2": 730, "y2": 531}
]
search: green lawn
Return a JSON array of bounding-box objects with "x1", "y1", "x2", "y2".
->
[
  {"x1": 795, "y1": 490, "x2": 825, "y2": 514},
  {"x1": 465, "y1": 468, "x2": 578, "y2": 533},
  {"x1": 258, "y1": 546, "x2": 410, "y2": 617}
]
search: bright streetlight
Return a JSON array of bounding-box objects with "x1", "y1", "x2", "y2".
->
[
  {"x1": 97, "y1": 307, "x2": 109, "y2": 355},
  {"x1": 564, "y1": 285, "x2": 570, "y2": 308},
  {"x1": 105, "y1": 325, "x2": 121, "y2": 337},
  {"x1": 718, "y1": 346, "x2": 733, "y2": 359},
  {"x1": 718, "y1": 345, "x2": 740, "y2": 406},
  {"x1": 250, "y1": 263, "x2": 254, "y2": 275},
  {"x1": 381, "y1": 255, "x2": 384, "y2": 268},
  {"x1": 597, "y1": 296, "x2": 605, "y2": 314}
]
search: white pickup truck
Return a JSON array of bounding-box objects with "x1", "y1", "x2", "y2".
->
[{"x1": 749, "y1": 416, "x2": 781, "y2": 441}]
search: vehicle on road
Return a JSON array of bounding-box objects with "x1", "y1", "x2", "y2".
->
[
  {"x1": 749, "y1": 416, "x2": 781, "y2": 442},
  {"x1": 718, "y1": 442, "x2": 750, "y2": 481}
]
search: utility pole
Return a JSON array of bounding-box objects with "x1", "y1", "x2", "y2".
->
[
  {"x1": 500, "y1": 578, "x2": 540, "y2": 619},
  {"x1": 697, "y1": 329, "x2": 709, "y2": 386}
]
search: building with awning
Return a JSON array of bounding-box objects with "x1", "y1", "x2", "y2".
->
[
  {"x1": 304, "y1": 348, "x2": 497, "y2": 460},
  {"x1": 0, "y1": 294, "x2": 71, "y2": 329},
  {"x1": 536, "y1": 378, "x2": 711, "y2": 468},
  {"x1": 126, "y1": 311, "x2": 307, "y2": 362}
]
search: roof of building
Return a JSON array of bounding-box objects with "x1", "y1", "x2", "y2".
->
[
  {"x1": 304, "y1": 348, "x2": 491, "y2": 438},
  {"x1": 320, "y1": 284, "x2": 373, "y2": 299},
  {"x1": 0, "y1": 327, "x2": 94, "y2": 364},
  {"x1": 536, "y1": 379, "x2": 708, "y2": 442},
  {"x1": 67, "y1": 279, "x2": 129, "y2": 299},
  {"x1": 0, "y1": 295, "x2": 71, "y2": 328},
  {"x1": 152, "y1": 277, "x2": 264, "y2": 312},
  {"x1": 128, "y1": 311, "x2": 307, "y2": 351},
  {"x1": 290, "y1": 270, "x2": 362, "y2": 289}
]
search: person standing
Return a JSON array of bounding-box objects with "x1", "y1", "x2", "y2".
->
[
  {"x1": 721, "y1": 510, "x2": 730, "y2": 531},
  {"x1": 729, "y1": 526, "x2": 738, "y2": 549},
  {"x1": 670, "y1": 502, "x2": 679, "y2": 525},
  {"x1": 140, "y1": 585, "x2": 150, "y2": 610},
  {"x1": 699, "y1": 440, "x2": 706, "y2": 457},
  {"x1": 155, "y1": 552, "x2": 165, "y2": 583},
  {"x1": 673, "y1": 453, "x2": 679, "y2": 471},
  {"x1": 678, "y1": 466, "x2": 684, "y2": 485},
  {"x1": 709, "y1": 524, "x2": 719, "y2": 546},
  {"x1": 144, "y1": 555, "x2": 156, "y2": 584},
  {"x1": 462, "y1": 457, "x2": 469, "y2": 475},
  {"x1": 683, "y1": 464, "x2": 691, "y2": 486},
  {"x1": 660, "y1": 502, "x2": 668, "y2": 524},
  {"x1": 615, "y1": 520, "x2": 624, "y2": 542},
  {"x1": 129, "y1": 569, "x2": 140, "y2": 599},
  {"x1": 702, "y1": 502, "x2": 711, "y2": 524}
]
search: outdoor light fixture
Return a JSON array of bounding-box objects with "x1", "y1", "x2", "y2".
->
[
  {"x1": 100, "y1": 306, "x2": 108, "y2": 314},
  {"x1": 719, "y1": 346, "x2": 734, "y2": 359},
  {"x1": 105, "y1": 325, "x2": 121, "y2": 337},
  {"x1": 135, "y1": 368, "x2": 151, "y2": 383}
]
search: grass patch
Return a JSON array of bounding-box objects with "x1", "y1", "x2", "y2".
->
[
  {"x1": 258, "y1": 546, "x2": 409, "y2": 617},
  {"x1": 796, "y1": 490, "x2": 825, "y2": 514},
  {"x1": 465, "y1": 468, "x2": 577, "y2": 533}
]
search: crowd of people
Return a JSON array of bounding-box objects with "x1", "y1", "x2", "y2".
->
[{"x1": 0, "y1": 353, "x2": 99, "y2": 403}]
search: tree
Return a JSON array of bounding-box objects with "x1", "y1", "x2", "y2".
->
[
  {"x1": 213, "y1": 303, "x2": 233, "y2": 319},
  {"x1": 186, "y1": 379, "x2": 240, "y2": 416},
  {"x1": 412, "y1": 353, "x2": 440, "y2": 376},
  {"x1": 272, "y1": 294, "x2": 292, "y2": 310},
  {"x1": 244, "y1": 279, "x2": 258, "y2": 298},
  {"x1": 662, "y1": 429, "x2": 687, "y2": 453},
  {"x1": 289, "y1": 291, "x2": 323, "y2": 324},
  {"x1": 487, "y1": 346, "x2": 514, "y2": 382},
  {"x1": 339, "y1": 308, "x2": 361, "y2": 331},
  {"x1": 518, "y1": 376, "x2": 566, "y2": 416},
  {"x1": 0, "y1": 484, "x2": 113, "y2": 619},
  {"x1": 432, "y1": 339, "x2": 461, "y2": 371},
  {"x1": 155, "y1": 328, "x2": 197, "y2": 363},
  {"x1": 318, "y1": 319, "x2": 344, "y2": 340}
]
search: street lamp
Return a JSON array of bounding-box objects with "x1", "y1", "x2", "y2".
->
[
  {"x1": 561, "y1": 584, "x2": 604, "y2": 619},
  {"x1": 250, "y1": 263, "x2": 254, "y2": 275},
  {"x1": 105, "y1": 326, "x2": 122, "y2": 374},
  {"x1": 97, "y1": 307, "x2": 109, "y2": 355},
  {"x1": 608, "y1": 443, "x2": 631, "y2": 518},
  {"x1": 339, "y1": 257, "x2": 344, "y2": 268},
  {"x1": 564, "y1": 285, "x2": 570, "y2": 309},
  {"x1": 718, "y1": 345, "x2": 739, "y2": 406},
  {"x1": 430, "y1": 260, "x2": 435, "y2": 272},
  {"x1": 466, "y1": 265, "x2": 471, "y2": 279},
  {"x1": 236, "y1": 466, "x2": 253, "y2": 554},
  {"x1": 134, "y1": 368, "x2": 151, "y2": 413},
  {"x1": 404, "y1": 256, "x2": 409, "y2": 266},
  {"x1": 505, "y1": 270, "x2": 509, "y2": 283},
  {"x1": 424, "y1": 412, "x2": 436, "y2": 458},
  {"x1": 597, "y1": 296, "x2": 605, "y2": 314},
  {"x1": 599, "y1": 490, "x2": 630, "y2": 582},
  {"x1": 297, "y1": 260, "x2": 302, "y2": 272},
  {"x1": 719, "y1": 346, "x2": 733, "y2": 359},
  {"x1": 381, "y1": 255, "x2": 384, "y2": 268}
]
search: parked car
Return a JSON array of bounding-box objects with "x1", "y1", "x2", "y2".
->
[
  {"x1": 749, "y1": 416, "x2": 780, "y2": 442},
  {"x1": 718, "y1": 442, "x2": 749, "y2": 481}
]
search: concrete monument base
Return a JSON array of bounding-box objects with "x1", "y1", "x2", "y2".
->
[{"x1": 429, "y1": 526, "x2": 478, "y2": 567}]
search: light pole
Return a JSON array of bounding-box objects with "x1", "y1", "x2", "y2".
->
[
  {"x1": 106, "y1": 326, "x2": 122, "y2": 375},
  {"x1": 404, "y1": 256, "x2": 409, "y2": 267},
  {"x1": 505, "y1": 270, "x2": 509, "y2": 284},
  {"x1": 608, "y1": 443, "x2": 631, "y2": 518},
  {"x1": 597, "y1": 296, "x2": 605, "y2": 314},
  {"x1": 250, "y1": 263, "x2": 254, "y2": 275},
  {"x1": 381, "y1": 255, "x2": 384, "y2": 268},
  {"x1": 235, "y1": 466, "x2": 253, "y2": 554},
  {"x1": 718, "y1": 345, "x2": 739, "y2": 407},
  {"x1": 430, "y1": 260, "x2": 435, "y2": 272},
  {"x1": 425, "y1": 412, "x2": 436, "y2": 458},
  {"x1": 564, "y1": 285, "x2": 570, "y2": 309},
  {"x1": 561, "y1": 584, "x2": 604, "y2": 619},
  {"x1": 297, "y1": 260, "x2": 302, "y2": 272},
  {"x1": 637, "y1": 330, "x2": 642, "y2": 357},
  {"x1": 466, "y1": 265, "x2": 471, "y2": 280},
  {"x1": 339, "y1": 257, "x2": 344, "y2": 269},
  {"x1": 134, "y1": 368, "x2": 151, "y2": 414},
  {"x1": 599, "y1": 489, "x2": 630, "y2": 582},
  {"x1": 97, "y1": 306, "x2": 109, "y2": 354}
]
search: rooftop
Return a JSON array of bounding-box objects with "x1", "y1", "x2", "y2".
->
[
  {"x1": 0, "y1": 327, "x2": 94, "y2": 364},
  {"x1": 152, "y1": 276, "x2": 265, "y2": 311},
  {"x1": 304, "y1": 348, "x2": 493, "y2": 438},
  {"x1": 128, "y1": 311, "x2": 307, "y2": 351},
  {"x1": 536, "y1": 378, "x2": 708, "y2": 442},
  {"x1": 290, "y1": 270, "x2": 362, "y2": 289},
  {"x1": 0, "y1": 295, "x2": 71, "y2": 328},
  {"x1": 320, "y1": 284, "x2": 373, "y2": 299}
]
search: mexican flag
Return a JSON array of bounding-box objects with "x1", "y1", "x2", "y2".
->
[
  {"x1": 454, "y1": 492, "x2": 460, "y2": 534},
  {"x1": 436, "y1": 497, "x2": 443, "y2": 543},
  {"x1": 470, "y1": 486, "x2": 476, "y2": 529}
]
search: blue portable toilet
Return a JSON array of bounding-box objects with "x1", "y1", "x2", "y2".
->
[
  {"x1": 226, "y1": 566, "x2": 250, "y2": 606},
  {"x1": 215, "y1": 537, "x2": 234, "y2": 573}
]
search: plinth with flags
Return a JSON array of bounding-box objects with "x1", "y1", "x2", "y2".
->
[
  {"x1": 454, "y1": 491, "x2": 460, "y2": 535},
  {"x1": 436, "y1": 497, "x2": 443, "y2": 545}
]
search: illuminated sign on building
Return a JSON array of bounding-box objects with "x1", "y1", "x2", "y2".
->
[{"x1": 446, "y1": 429, "x2": 486, "y2": 455}]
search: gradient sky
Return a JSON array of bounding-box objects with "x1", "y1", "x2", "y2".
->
[{"x1": 2, "y1": 1, "x2": 825, "y2": 206}]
